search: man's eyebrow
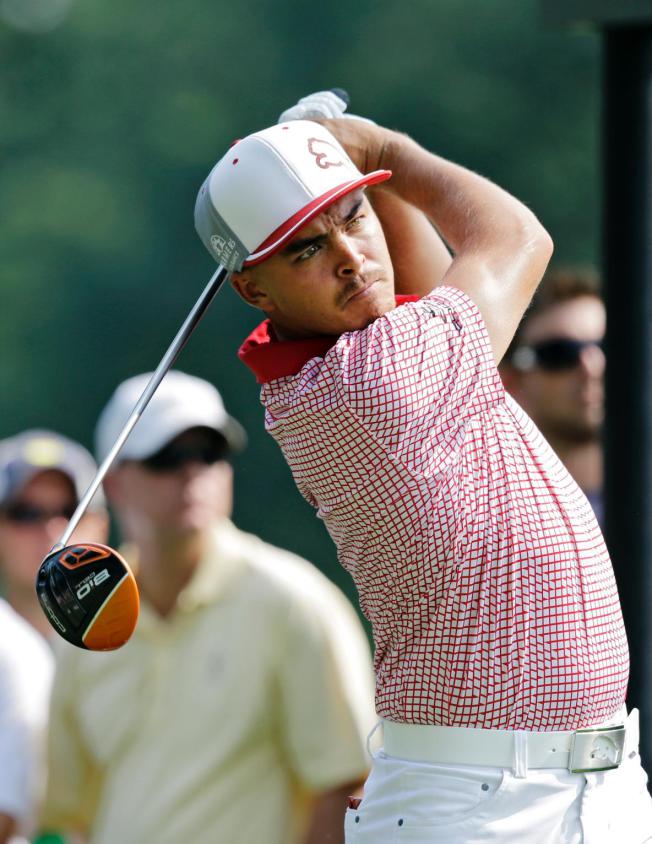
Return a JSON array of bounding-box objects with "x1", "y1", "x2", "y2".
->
[
  {"x1": 343, "y1": 197, "x2": 364, "y2": 222},
  {"x1": 281, "y1": 232, "x2": 327, "y2": 256},
  {"x1": 281, "y1": 197, "x2": 366, "y2": 256}
]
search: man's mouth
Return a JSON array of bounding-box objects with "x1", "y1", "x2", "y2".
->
[{"x1": 343, "y1": 278, "x2": 378, "y2": 305}]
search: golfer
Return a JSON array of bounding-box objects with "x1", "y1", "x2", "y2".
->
[{"x1": 194, "y1": 108, "x2": 652, "y2": 841}]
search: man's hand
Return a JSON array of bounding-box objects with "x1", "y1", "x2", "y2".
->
[
  {"x1": 278, "y1": 90, "x2": 349, "y2": 122},
  {"x1": 0, "y1": 811, "x2": 16, "y2": 844},
  {"x1": 278, "y1": 93, "x2": 384, "y2": 173},
  {"x1": 302, "y1": 781, "x2": 363, "y2": 844}
]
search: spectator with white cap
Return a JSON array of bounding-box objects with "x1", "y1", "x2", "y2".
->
[
  {"x1": 39, "y1": 369, "x2": 376, "y2": 844},
  {"x1": 0, "y1": 430, "x2": 108, "y2": 639},
  {"x1": 0, "y1": 429, "x2": 106, "y2": 844}
]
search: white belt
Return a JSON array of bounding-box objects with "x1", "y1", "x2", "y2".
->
[{"x1": 382, "y1": 708, "x2": 633, "y2": 774}]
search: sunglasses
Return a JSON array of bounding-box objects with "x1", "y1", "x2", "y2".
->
[
  {"x1": 140, "y1": 439, "x2": 229, "y2": 473},
  {"x1": 511, "y1": 338, "x2": 604, "y2": 372},
  {"x1": 3, "y1": 502, "x2": 77, "y2": 525}
]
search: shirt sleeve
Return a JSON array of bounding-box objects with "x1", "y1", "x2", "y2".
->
[
  {"x1": 331, "y1": 286, "x2": 504, "y2": 472},
  {"x1": 273, "y1": 572, "x2": 376, "y2": 792},
  {"x1": 38, "y1": 643, "x2": 102, "y2": 835}
]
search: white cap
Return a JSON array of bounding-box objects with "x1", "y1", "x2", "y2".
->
[
  {"x1": 194, "y1": 120, "x2": 391, "y2": 271},
  {"x1": 0, "y1": 429, "x2": 105, "y2": 511},
  {"x1": 94, "y1": 371, "x2": 247, "y2": 463}
]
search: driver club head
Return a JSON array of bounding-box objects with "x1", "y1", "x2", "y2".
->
[{"x1": 36, "y1": 543, "x2": 139, "y2": 651}]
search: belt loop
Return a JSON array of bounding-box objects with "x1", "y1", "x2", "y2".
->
[
  {"x1": 366, "y1": 720, "x2": 383, "y2": 757},
  {"x1": 513, "y1": 730, "x2": 528, "y2": 778}
]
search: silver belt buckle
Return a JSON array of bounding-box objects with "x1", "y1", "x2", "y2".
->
[{"x1": 569, "y1": 724, "x2": 626, "y2": 773}]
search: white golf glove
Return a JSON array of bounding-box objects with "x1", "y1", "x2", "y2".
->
[
  {"x1": 278, "y1": 90, "x2": 349, "y2": 122},
  {"x1": 278, "y1": 89, "x2": 375, "y2": 124}
]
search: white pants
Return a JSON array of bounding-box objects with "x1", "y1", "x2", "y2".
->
[{"x1": 345, "y1": 712, "x2": 652, "y2": 843}]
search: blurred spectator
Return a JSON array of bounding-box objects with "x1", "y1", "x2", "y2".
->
[
  {"x1": 0, "y1": 431, "x2": 108, "y2": 639},
  {"x1": 500, "y1": 267, "x2": 605, "y2": 522},
  {"x1": 39, "y1": 371, "x2": 376, "y2": 844},
  {"x1": 0, "y1": 598, "x2": 53, "y2": 844}
]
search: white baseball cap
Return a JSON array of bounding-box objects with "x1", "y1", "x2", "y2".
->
[
  {"x1": 194, "y1": 120, "x2": 391, "y2": 271},
  {"x1": 94, "y1": 371, "x2": 247, "y2": 464},
  {"x1": 0, "y1": 429, "x2": 105, "y2": 511}
]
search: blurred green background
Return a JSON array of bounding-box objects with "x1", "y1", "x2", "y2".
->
[{"x1": 0, "y1": 0, "x2": 600, "y2": 609}]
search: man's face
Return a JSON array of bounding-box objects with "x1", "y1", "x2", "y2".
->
[
  {"x1": 107, "y1": 428, "x2": 233, "y2": 539},
  {"x1": 507, "y1": 296, "x2": 606, "y2": 443},
  {"x1": 231, "y1": 191, "x2": 396, "y2": 338},
  {"x1": 0, "y1": 469, "x2": 105, "y2": 595}
]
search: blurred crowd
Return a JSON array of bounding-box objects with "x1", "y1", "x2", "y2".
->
[{"x1": 0, "y1": 265, "x2": 605, "y2": 844}]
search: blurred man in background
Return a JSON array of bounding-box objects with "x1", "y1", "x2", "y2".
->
[
  {"x1": 40, "y1": 370, "x2": 376, "y2": 844},
  {"x1": 500, "y1": 267, "x2": 605, "y2": 523},
  {"x1": 0, "y1": 430, "x2": 108, "y2": 638},
  {"x1": 0, "y1": 430, "x2": 106, "y2": 844}
]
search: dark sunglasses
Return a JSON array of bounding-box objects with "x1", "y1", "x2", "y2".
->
[
  {"x1": 3, "y1": 502, "x2": 77, "y2": 525},
  {"x1": 511, "y1": 338, "x2": 604, "y2": 372},
  {"x1": 141, "y1": 439, "x2": 229, "y2": 473}
]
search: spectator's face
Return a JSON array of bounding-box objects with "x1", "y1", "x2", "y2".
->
[
  {"x1": 107, "y1": 429, "x2": 233, "y2": 539},
  {"x1": 0, "y1": 470, "x2": 106, "y2": 594},
  {"x1": 231, "y1": 191, "x2": 395, "y2": 338},
  {"x1": 508, "y1": 296, "x2": 606, "y2": 442}
]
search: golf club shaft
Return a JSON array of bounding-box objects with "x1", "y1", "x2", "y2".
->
[{"x1": 52, "y1": 264, "x2": 229, "y2": 552}]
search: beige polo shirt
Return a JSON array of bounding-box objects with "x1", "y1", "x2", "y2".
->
[{"x1": 40, "y1": 520, "x2": 376, "y2": 844}]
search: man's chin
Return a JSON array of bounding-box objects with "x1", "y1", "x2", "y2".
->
[{"x1": 344, "y1": 284, "x2": 395, "y2": 327}]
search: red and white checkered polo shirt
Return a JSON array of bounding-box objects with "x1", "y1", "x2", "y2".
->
[{"x1": 239, "y1": 287, "x2": 628, "y2": 730}]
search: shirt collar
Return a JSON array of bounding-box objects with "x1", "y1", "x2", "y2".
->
[{"x1": 238, "y1": 295, "x2": 420, "y2": 384}]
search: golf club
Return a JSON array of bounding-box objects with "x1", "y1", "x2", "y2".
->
[
  {"x1": 36, "y1": 264, "x2": 229, "y2": 650},
  {"x1": 35, "y1": 86, "x2": 351, "y2": 651}
]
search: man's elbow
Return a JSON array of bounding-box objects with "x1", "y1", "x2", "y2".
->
[
  {"x1": 520, "y1": 215, "x2": 554, "y2": 266},
  {"x1": 509, "y1": 215, "x2": 554, "y2": 295}
]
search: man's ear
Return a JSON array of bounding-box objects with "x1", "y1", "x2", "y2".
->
[{"x1": 230, "y1": 271, "x2": 273, "y2": 311}]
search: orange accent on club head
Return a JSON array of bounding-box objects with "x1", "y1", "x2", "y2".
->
[
  {"x1": 82, "y1": 568, "x2": 140, "y2": 651},
  {"x1": 58, "y1": 543, "x2": 112, "y2": 570}
]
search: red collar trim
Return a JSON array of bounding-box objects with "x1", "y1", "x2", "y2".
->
[{"x1": 238, "y1": 295, "x2": 420, "y2": 384}]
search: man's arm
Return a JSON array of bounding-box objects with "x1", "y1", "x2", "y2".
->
[
  {"x1": 302, "y1": 781, "x2": 363, "y2": 844},
  {"x1": 271, "y1": 558, "x2": 376, "y2": 844},
  {"x1": 368, "y1": 187, "x2": 452, "y2": 296},
  {"x1": 38, "y1": 650, "x2": 99, "y2": 840},
  {"x1": 0, "y1": 812, "x2": 16, "y2": 844},
  {"x1": 323, "y1": 118, "x2": 553, "y2": 364}
]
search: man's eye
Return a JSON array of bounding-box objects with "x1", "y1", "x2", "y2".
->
[
  {"x1": 297, "y1": 244, "x2": 320, "y2": 262},
  {"x1": 347, "y1": 215, "x2": 364, "y2": 229}
]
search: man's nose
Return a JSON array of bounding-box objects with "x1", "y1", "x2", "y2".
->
[
  {"x1": 334, "y1": 234, "x2": 365, "y2": 278},
  {"x1": 43, "y1": 515, "x2": 69, "y2": 544},
  {"x1": 178, "y1": 460, "x2": 210, "y2": 481},
  {"x1": 579, "y1": 341, "x2": 606, "y2": 378}
]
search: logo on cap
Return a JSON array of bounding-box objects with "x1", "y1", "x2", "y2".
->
[
  {"x1": 307, "y1": 138, "x2": 346, "y2": 170},
  {"x1": 210, "y1": 235, "x2": 238, "y2": 262},
  {"x1": 23, "y1": 437, "x2": 65, "y2": 467}
]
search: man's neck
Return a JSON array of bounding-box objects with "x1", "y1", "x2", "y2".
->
[
  {"x1": 546, "y1": 436, "x2": 603, "y2": 495},
  {"x1": 133, "y1": 529, "x2": 209, "y2": 618}
]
